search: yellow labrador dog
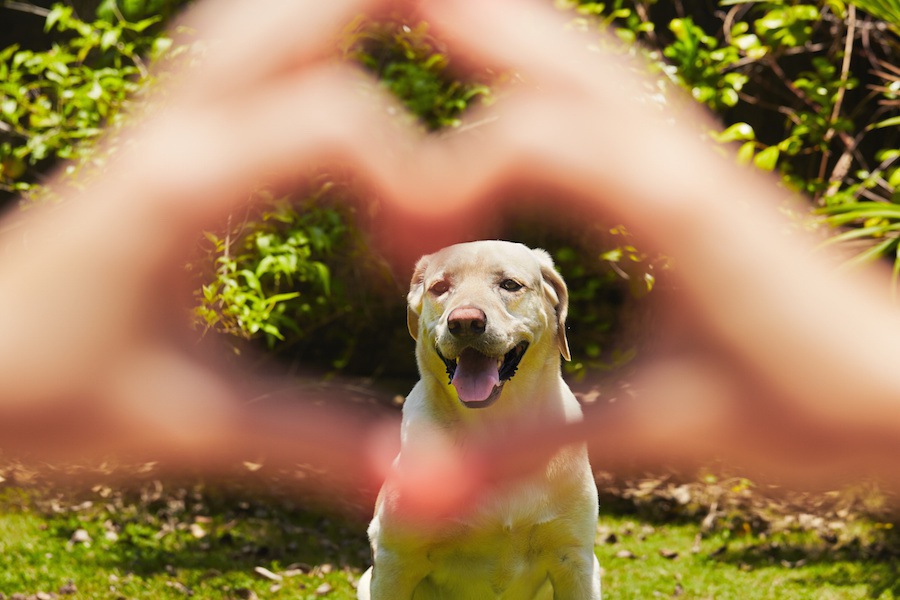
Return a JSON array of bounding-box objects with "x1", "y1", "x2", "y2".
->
[{"x1": 358, "y1": 240, "x2": 601, "y2": 599}]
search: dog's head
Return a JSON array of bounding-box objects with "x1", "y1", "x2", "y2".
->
[{"x1": 407, "y1": 240, "x2": 570, "y2": 409}]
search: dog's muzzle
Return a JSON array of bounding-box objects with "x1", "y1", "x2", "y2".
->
[{"x1": 437, "y1": 342, "x2": 529, "y2": 408}]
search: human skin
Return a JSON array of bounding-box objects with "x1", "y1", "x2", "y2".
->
[
  {"x1": 0, "y1": 0, "x2": 899, "y2": 516},
  {"x1": 383, "y1": 0, "x2": 900, "y2": 516},
  {"x1": 0, "y1": 0, "x2": 413, "y2": 488}
]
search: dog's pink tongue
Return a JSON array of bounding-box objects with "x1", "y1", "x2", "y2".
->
[{"x1": 451, "y1": 349, "x2": 500, "y2": 404}]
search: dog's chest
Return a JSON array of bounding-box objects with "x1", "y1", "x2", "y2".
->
[{"x1": 421, "y1": 513, "x2": 563, "y2": 598}]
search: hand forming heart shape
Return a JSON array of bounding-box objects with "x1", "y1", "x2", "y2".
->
[{"x1": 1, "y1": 0, "x2": 900, "y2": 511}]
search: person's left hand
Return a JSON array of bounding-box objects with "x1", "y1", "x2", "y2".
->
[{"x1": 0, "y1": 0, "x2": 425, "y2": 486}]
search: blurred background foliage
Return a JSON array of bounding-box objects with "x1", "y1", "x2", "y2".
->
[{"x1": 0, "y1": 0, "x2": 897, "y2": 384}]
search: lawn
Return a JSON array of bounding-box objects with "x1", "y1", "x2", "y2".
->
[
  {"x1": 1, "y1": 465, "x2": 898, "y2": 600},
  {"x1": 596, "y1": 512, "x2": 900, "y2": 599}
]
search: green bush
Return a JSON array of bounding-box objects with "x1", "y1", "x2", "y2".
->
[
  {"x1": 193, "y1": 182, "x2": 403, "y2": 374},
  {"x1": 196, "y1": 187, "x2": 349, "y2": 349},
  {"x1": 350, "y1": 21, "x2": 492, "y2": 130},
  {"x1": 96, "y1": 0, "x2": 184, "y2": 23},
  {"x1": 571, "y1": 0, "x2": 899, "y2": 285},
  {"x1": 0, "y1": 4, "x2": 171, "y2": 203}
]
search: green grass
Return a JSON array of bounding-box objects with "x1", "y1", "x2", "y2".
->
[
  {"x1": 597, "y1": 511, "x2": 900, "y2": 599},
  {"x1": 0, "y1": 480, "x2": 372, "y2": 599},
  {"x1": 1, "y1": 478, "x2": 899, "y2": 599}
]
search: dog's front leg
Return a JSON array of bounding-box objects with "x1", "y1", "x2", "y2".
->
[
  {"x1": 547, "y1": 547, "x2": 602, "y2": 600},
  {"x1": 365, "y1": 549, "x2": 431, "y2": 600}
]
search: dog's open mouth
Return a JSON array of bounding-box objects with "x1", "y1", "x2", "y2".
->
[{"x1": 437, "y1": 342, "x2": 528, "y2": 408}]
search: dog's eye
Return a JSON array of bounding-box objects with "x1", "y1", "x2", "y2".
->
[
  {"x1": 429, "y1": 279, "x2": 450, "y2": 296},
  {"x1": 499, "y1": 279, "x2": 524, "y2": 292}
]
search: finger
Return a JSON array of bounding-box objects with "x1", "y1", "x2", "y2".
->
[
  {"x1": 420, "y1": 0, "x2": 727, "y2": 236},
  {"x1": 0, "y1": 339, "x2": 397, "y2": 502},
  {"x1": 396, "y1": 1, "x2": 655, "y2": 228},
  {"x1": 367, "y1": 424, "x2": 486, "y2": 523},
  {"x1": 112, "y1": 63, "x2": 423, "y2": 234},
  {"x1": 580, "y1": 358, "x2": 739, "y2": 474},
  {"x1": 0, "y1": 341, "x2": 233, "y2": 461},
  {"x1": 220, "y1": 395, "x2": 397, "y2": 499},
  {"x1": 578, "y1": 356, "x2": 892, "y2": 491},
  {"x1": 421, "y1": 0, "x2": 632, "y2": 93},
  {"x1": 171, "y1": 0, "x2": 400, "y2": 101},
  {"x1": 104, "y1": 345, "x2": 395, "y2": 490}
]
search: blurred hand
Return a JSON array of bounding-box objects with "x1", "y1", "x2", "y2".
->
[
  {"x1": 2, "y1": 0, "x2": 900, "y2": 516},
  {"x1": 0, "y1": 0, "x2": 419, "y2": 488},
  {"x1": 371, "y1": 0, "x2": 900, "y2": 517}
]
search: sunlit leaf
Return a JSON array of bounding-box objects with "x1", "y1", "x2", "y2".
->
[
  {"x1": 713, "y1": 122, "x2": 756, "y2": 143},
  {"x1": 753, "y1": 145, "x2": 780, "y2": 171}
]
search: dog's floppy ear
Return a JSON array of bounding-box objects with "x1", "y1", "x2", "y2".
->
[
  {"x1": 407, "y1": 255, "x2": 429, "y2": 341},
  {"x1": 533, "y1": 248, "x2": 571, "y2": 361}
]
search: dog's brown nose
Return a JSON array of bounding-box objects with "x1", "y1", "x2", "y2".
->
[{"x1": 448, "y1": 306, "x2": 487, "y2": 337}]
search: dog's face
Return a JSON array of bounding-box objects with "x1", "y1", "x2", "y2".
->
[{"x1": 407, "y1": 241, "x2": 570, "y2": 409}]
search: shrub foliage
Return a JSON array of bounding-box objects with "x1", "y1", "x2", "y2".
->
[{"x1": 0, "y1": 4, "x2": 170, "y2": 202}]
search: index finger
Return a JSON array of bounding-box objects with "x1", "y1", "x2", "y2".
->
[
  {"x1": 170, "y1": 0, "x2": 402, "y2": 101},
  {"x1": 420, "y1": 0, "x2": 640, "y2": 94}
]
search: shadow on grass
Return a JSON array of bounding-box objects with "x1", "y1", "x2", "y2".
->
[
  {"x1": 40, "y1": 478, "x2": 374, "y2": 581},
  {"x1": 117, "y1": 511, "x2": 369, "y2": 577},
  {"x1": 708, "y1": 535, "x2": 900, "y2": 599}
]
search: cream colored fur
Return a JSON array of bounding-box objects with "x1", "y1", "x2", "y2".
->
[{"x1": 358, "y1": 240, "x2": 601, "y2": 600}]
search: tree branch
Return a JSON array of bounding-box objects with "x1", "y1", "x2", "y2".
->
[{"x1": 2, "y1": 1, "x2": 51, "y2": 18}]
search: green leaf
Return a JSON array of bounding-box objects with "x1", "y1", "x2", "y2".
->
[
  {"x1": 0, "y1": 43, "x2": 19, "y2": 64},
  {"x1": 791, "y1": 5, "x2": 822, "y2": 21},
  {"x1": 753, "y1": 145, "x2": 780, "y2": 171},
  {"x1": 600, "y1": 248, "x2": 624, "y2": 262},
  {"x1": 313, "y1": 262, "x2": 331, "y2": 296},
  {"x1": 131, "y1": 16, "x2": 163, "y2": 32},
  {"x1": 818, "y1": 201, "x2": 900, "y2": 216},
  {"x1": 843, "y1": 237, "x2": 899, "y2": 269},
  {"x1": 45, "y1": 5, "x2": 72, "y2": 33},
  {"x1": 756, "y1": 10, "x2": 788, "y2": 32},
  {"x1": 869, "y1": 115, "x2": 900, "y2": 131},
  {"x1": 260, "y1": 323, "x2": 285, "y2": 341},
  {"x1": 847, "y1": 0, "x2": 900, "y2": 31},
  {"x1": 100, "y1": 29, "x2": 119, "y2": 51},
  {"x1": 265, "y1": 292, "x2": 301, "y2": 306},
  {"x1": 892, "y1": 244, "x2": 900, "y2": 299},
  {"x1": 819, "y1": 223, "x2": 900, "y2": 246},
  {"x1": 737, "y1": 141, "x2": 755, "y2": 164},
  {"x1": 732, "y1": 33, "x2": 762, "y2": 51},
  {"x1": 720, "y1": 88, "x2": 739, "y2": 107},
  {"x1": 889, "y1": 168, "x2": 900, "y2": 190},
  {"x1": 1, "y1": 98, "x2": 18, "y2": 117},
  {"x1": 239, "y1": 269, "x2": 262, "y2": 293},
  {"x1": 825, "y1": 0, "x2": 847, "y2": 17},
  {"x1": 820, "y1": 204, "x2": 900, "y2": 226},
  {"x1": 87, "y1": 80, "x2": 104, "y2": 100}
]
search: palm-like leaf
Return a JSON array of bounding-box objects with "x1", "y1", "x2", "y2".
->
[{"x1": 848, "y1": 0, "x2": 900, "y2": 33}]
